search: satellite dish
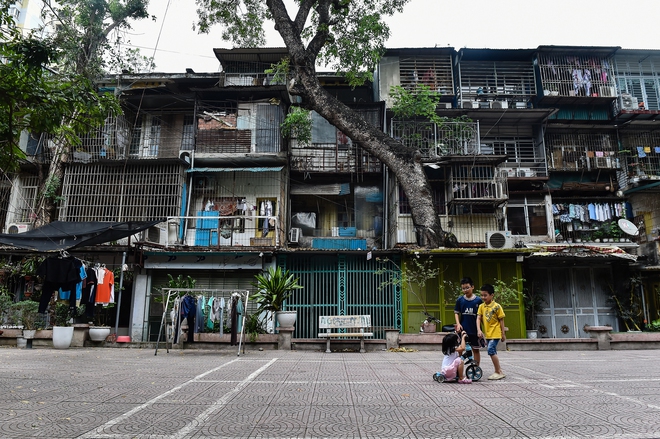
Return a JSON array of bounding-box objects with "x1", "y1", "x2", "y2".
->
[{"x1": 618, "y1": 219, "x2": 639, "y2": 236}]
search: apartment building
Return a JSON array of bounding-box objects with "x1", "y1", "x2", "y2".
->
[
  {"x1": 375, "y1": 46, "x2": 658, "y2": 338},
  {"x1": 3, "y1": 45, "x2": 659, "y2": 341}
]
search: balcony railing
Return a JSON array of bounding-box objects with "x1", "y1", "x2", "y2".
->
[
  {"x1": 391, "y1": 119, "x2": 481, "y2": 158},
  {"x1": 143, "y1": 216, "x2": 281, "y2": 248},
  {"x1": 449, "y1": 166, "x2": 508, "y2": 205},
  {"x1": 546, "y1": 133, "x2": 620, "y2": 171}
]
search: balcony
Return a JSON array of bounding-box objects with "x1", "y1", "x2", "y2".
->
[
  {"x1": 537, "y1": 51, "x2": 618, "y2": 105},
  {"x1": 449, "y1": 164, "x2": 508, "y2": 206},
  {"x1": 391, "y1": 119, "x2": 483, "y2": 158},
  {"x1": 546, "y1": 133, "x2": 619, "y2": 172},
  {"x1": 142, "y1": 215, "x2": 282, "y2": 249},
  {"x1": 617, "y1": 131, "x2": 660, "y2": 188}
]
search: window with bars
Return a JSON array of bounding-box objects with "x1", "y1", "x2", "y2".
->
[
  {"x1": 398, "y1": 55, "x2": 454, "y2": 95},
  {"x1": 14, "y1": 176, "x2": 39, "y2": 223},
  {"x1": 60, "y1": 163, "x2": 184, "y2": 221},
  {"x1": 614, "y1": 54, "x2": 660, "y2": 110},
  {"x1": 459, "y1": 60, "x2": 536, "y2": 100}
]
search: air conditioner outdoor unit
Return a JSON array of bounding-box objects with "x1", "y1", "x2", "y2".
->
[
  {"x1": 437, "y1": 102, "x2": 452, "y2": 109},
  {"x1": 462, "y1": 101, "x2": 479, "y2": 109},
  {"x1": 620, "y1": 94, "x2": 638, "y2": 110},
  {"x1": 7, "y1": 223, "x2": 32, "y2": 234},
  {"x1": 491, "y1": 101, "x2": 508, "y2": 109},
  {"x1": 486, "y1": 231, "x2": 514, "y2": 249},
  {"x1": 515, "y1": 168, "x2": 535, "y2": 177},
  {"x1": 288, "y1": 227, "x2": 301, "y2": 244},
  {"x1": 479, "y1": 101, "x2": 492, "y2": 109}
]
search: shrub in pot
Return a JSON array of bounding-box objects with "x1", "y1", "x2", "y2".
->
[
  {"x1": 252, "y1": 267, "x2": 303, "y2": 329},
  {"x1": 52, "y1": 302, "x2": 75, "y2": 349}
]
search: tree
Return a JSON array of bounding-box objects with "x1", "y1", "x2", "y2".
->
[
  {"x1": 195, "y1": 0, "x2": 447, "y2": 247},
  {"x1": 30, "y1": 0, "x2": 153, "y2": 225},
  {"x1": 0, "y1": 2, "x2": 117, "y2": 175}
]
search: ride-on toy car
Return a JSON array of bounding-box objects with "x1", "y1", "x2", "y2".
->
[{"x1": 433, "y1": 338, "x2": 483, "y2": 382}]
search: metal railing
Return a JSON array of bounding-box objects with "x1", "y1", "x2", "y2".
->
[{"x1": 391, "y1": 119, "x2": 481, "y2": 157}]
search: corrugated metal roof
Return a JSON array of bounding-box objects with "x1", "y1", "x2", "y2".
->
[{"x1": 187, "y1": 167, "x2": 283, "y2": 173}]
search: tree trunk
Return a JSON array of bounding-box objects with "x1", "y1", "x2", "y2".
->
[
  {"x1": 266, "y1": 0, "x2": 446, "y2": 248},
  {"x1": 289, "y1": 67, "x2": 445, "y2": 247},
  {"x1": 34, "y1": 137, "x2": 69, "y2": 227}
]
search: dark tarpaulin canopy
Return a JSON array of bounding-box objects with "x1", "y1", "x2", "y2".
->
[{"x1": 0, "y1": 220, "x2": 162, "y2": 252}]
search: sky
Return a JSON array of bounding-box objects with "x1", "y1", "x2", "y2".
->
[{"x1": 126, "y1": 0, "x2": 660, "y2": 74}]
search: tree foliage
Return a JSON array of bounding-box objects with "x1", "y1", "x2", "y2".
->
[
  {"x1": 45, "y1": 0, "x2": 154, "y2": 77},
  {"x1": 0, "y1": 6, "x2": 118, "y2": 173}
]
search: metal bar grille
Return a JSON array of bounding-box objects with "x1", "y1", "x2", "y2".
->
[
  {"x1": 546, "y1": 132, "x2": 619, "y2": 171},
  {"x1": 618, "y1": 131, "x2": 660, "y2": 185},
  {"x1": 459, "y1": 60, "x2": 536, "y2": 100},
  {"x1": 399, "y1": 55, "x2": 454, "y2": 95},
  {"x1": 283, "y1": 255, "x2": 399, "y2": 339},
  {"x1": 481, "y1": 137, "x2": 547, "y2": 177},
  {"x1": 449, "y1": 165, "x2": 508, "y2": 203},
  {"x1": 60, "y1": 163, "x2": 184, "y2": 221},
  {"x1": 391, "y1": 120, "x2": 481, "y2": 157},
  {"x1": 538, "y1": 54, "x2": 617, "y2": 98}
]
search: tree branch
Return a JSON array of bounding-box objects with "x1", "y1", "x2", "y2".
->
[
  {"x1": 293, "y1": 0, "x2": 315, "y2": 33},
  {"x1": 305, "y1": 0, "x2": 331, "y2": 58}
]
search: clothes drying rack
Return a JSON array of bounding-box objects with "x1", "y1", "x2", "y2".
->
[{"x1": 155, "y1": 288, "x2": 250, "y2": 357}]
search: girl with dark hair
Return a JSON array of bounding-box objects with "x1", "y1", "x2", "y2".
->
[{"x1": 440, "y1": 331, "x2": 472, "y2": 384}]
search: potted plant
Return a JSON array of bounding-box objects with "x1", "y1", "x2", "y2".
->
[
  {"x1": 52, "y1": 302, "x2": 75, "y2": 349},
  {"x1": 89, "y1": 304, "x2": 114, "y2": 342},
  {"x1": 522, "y1": 283, "x2": 546, "y2": 339},
  {"x1": 11, "y1": 300, "x2": 41, "y2": 347},
  {"x1": 0, "y1": 285, "x2": 13, "y2": 325},
  {"x1": 252, "y1": 267, "x2": 303, "y2": 329}
]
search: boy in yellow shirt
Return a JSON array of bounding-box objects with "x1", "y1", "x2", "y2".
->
[{"x1": 476, "y1": 284, "x2": 506, "y2": 380}]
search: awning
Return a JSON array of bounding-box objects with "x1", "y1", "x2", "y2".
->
[
  {"x1": 526, "y1": 243, "x2": 637, "y2": 261},
  {"x1": 0, "y1": 220, "x2": 162, "y2": 252},
  {"x1": 187, "y1": 167, "x2": 283, "y2": 173}
]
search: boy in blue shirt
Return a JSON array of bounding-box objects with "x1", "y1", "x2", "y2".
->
[{"x1": 454, "y1": 277, "x2": 483, "y2": 365}]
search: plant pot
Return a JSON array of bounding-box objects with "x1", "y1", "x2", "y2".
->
[
  {"x1": 89, "y1": 326, "x2": 111, "y2": 342},
  {"x1": 422, "y1": 322, "x2": 436, "y2": 333},
  {"x1": 52, "y1": 326, "x2": 74, "y2": 349},
  {"x1": 526, "y1": 330, "x2": 538, "y2": 339},
  {"x1": 275, "y1": 311, "x2": 297, "y2": 328},
  {"x1": 22, "y1": 329, "x2": 36, "y2": 339},
  {"x1": 16, "y1": 337, "x2": 27, "y2": 348}
]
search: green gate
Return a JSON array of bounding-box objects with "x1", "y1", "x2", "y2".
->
[{"x1": 281, "y1": 254, "x2": 401, "y2": 339}]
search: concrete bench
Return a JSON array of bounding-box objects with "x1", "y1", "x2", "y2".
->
[{"x1": 318, "y1": 315, "x2": 373, "y2": 353}]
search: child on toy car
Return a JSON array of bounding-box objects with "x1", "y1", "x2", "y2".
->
[{"x1": 439, "y1": 331, "x2": 472, "y2": 384}]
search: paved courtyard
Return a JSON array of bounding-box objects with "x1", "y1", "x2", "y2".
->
[{"x1": 0, "y1": 345, "x2": 659, "y2": 438}]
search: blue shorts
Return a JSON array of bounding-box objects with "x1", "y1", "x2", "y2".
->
[{"x1": 487, "y1": 339, "x2": 499, "y2": 356}]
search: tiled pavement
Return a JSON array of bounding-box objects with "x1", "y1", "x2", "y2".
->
[{"x1": 1, "y1": 346, "x2": 660, "y2": 438}]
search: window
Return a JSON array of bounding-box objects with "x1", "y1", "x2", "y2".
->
[
  {"x1": 506, "y1": 197, "x2": 547, "y2": 236},
  {"x1": 181, "y1": 115, "x2": 195, "y2": 151},
  {"x1": 128, "y1": 115, "x2": 161, "y2": 157}
]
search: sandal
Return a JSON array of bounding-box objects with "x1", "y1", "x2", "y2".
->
[{"x1": 458, "y1": 378, "x2": 472, "y2": 384}]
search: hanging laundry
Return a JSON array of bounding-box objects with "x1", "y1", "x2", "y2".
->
[
  {"x1": 95, "y1": 267, "x2": 115, "y2": 304},
  {"x1": 36, "y1": 255, "x2": 84, "y2": 313}
]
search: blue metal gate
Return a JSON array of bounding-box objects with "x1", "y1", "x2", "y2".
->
[{"x1": 281, "y1": 254, "x2": 401, "y2": 339}]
